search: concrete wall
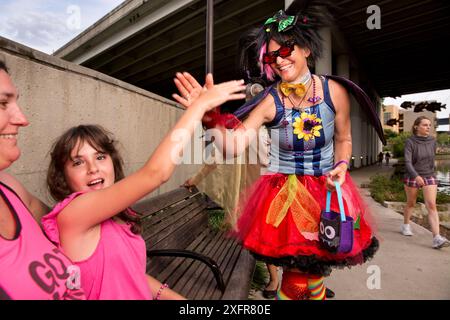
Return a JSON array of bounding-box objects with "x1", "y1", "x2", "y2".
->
[{"x1": 0, "y1": 37, "x2": 201, "y2": 205}]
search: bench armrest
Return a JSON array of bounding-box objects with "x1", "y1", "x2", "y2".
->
[{"x1": 147, "y1": 249, "x2": 225, "y2": 293}]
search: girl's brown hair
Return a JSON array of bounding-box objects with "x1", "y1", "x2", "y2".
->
[
  {"x1": 412, "y1": 116, "x2": 431, "y2": 135},
  {"x1": 47, "y1": 125, "x2": 141, "y2": 234}
]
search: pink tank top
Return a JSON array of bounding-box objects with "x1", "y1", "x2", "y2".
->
[
  {"x1": 0, "y1": 182, "x2": 85, "y2": 300},
  {"x1": 42, "y1": 192, "x2": 152, "y2": 300}
]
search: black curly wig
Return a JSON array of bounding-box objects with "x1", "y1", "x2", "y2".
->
[{"x1": 238, "y1": 0, "x2": 336, "y2": 84}]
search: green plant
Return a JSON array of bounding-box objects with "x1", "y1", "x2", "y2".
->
[
  {"x1": 384, "y1": 129, "x2": 398, "y2": 140},
  {"x1": 207, "y1": 209, "x2": 226, "y2": 231},
  {"x1": 369, "y1": 174, "x2": 405, "y2": 203},
  {"x1": 437, "y1": 192, "x2": 450, "y2": 203},
  {"x1": 369, "y1": 174, "x2": 450, "y2": 204},
  {"x1": 388, "y1": 132, "x2": 411, "y2": 158},
  {"x1": 437, "y1": 133, "x2": 450, "y2": 146},
  {"x1": 250, "y1": 261, "x2": 269, "y2": 292}
]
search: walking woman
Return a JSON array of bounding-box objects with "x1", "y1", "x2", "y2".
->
[{"x1": 401, "y1": 116, "x2": 450, "y2": 249}]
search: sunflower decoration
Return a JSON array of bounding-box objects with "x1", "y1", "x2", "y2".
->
[{"x1": 293, "y1": 112, "x2": 323, "y2": 142}]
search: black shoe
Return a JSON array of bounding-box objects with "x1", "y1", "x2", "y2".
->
[
  {"x1": 262, "y1": 288, "x2": 278, "y2": 299},
  {"x1": 325, "y1": 288, "x2": 335, "y2": 298}
]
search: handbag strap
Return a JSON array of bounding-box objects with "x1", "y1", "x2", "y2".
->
[{"x1": 325, "y1": 181, "x2": 347, "y2": 222}]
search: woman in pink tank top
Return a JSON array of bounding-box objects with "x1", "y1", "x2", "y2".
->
[
  {"x1": 0, "y1": 61, "x2": 85, "y2": 299},
  {"x1": 41, "y1": 76, "x2": 246, "y2": 299}
]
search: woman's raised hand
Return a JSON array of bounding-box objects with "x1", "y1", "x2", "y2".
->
[
  {"x1": 191, "y1": 74, "x2": 246, "y2": 112},
  {"x1": 173, "y1": 72, "x2": 210, "y2": 109}
]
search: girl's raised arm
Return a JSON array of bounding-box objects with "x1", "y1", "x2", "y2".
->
[{"x1": 57, "y1": 75, "x2": 246, "y2": 233}]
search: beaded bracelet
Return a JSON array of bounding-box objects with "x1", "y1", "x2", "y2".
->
[
  {"x1": 154, "y1": 283, "x2": 169, "y2": 300},
  {"x1": 333, "y1": 160, "x2": 349, "y2": 170}
]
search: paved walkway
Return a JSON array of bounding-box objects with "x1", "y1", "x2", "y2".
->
[{"x1": 251, "y1": 160, "x2": 450, "y2": 300}]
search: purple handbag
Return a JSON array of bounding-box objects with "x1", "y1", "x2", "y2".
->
[{"x1": 319, "y1": 181, "x2": 354, "y2": 253}]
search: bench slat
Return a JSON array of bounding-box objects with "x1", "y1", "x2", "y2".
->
[
  {"x1": 195, "y1": 238, "x2": 240, "y2": 300},
  {"x1": 140, "y1": 194, "x2": 203, "y2": 231},
  {"x1": 147, "y1": 227, "x2": 212, "y2": 278},
  {"x1": 156, "y1": 229, "x2": 221, "y2": 292},
  {"x1": 133, "y1": 187, "x2": 199, "y2": 216},
  {"x1": 147, "y1": 210, "x2": 208, "y2": 271},
  {"x1": 221, "y1": 250, "x2": 255, "y2": 300},
  {"x1": 175, "y1": 230, "x2": 228, "y2": 298},
  {"x1": 144, "y1": 200, "x2": 207, "y2": 244}
]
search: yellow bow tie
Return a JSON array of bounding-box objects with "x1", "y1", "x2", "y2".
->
[{"x1": 280, "y1": 82, "x2": 307, "y2": 97}]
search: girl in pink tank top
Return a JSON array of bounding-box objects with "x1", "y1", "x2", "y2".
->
[{"x1": 41, "y1": 77, "x2": 246, "y2": 299}]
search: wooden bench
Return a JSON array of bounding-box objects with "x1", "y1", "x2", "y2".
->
[{"x1": 132, "y1": 187, "x2": 255, "y2": 300}]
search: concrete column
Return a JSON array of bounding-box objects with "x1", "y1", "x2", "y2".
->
[
  {"x1": 370, "y1": 123, "x2": 373, "y2": 163},
  {"x1": 375, "y1": 130, "x2": 378, "y2": 162},
  {"x1": 366, "y1": 125, "x2": 371, "y2": 166},
  {"x1": 350, "y1": 69, "x2": 362, "y2": 168},
  {"x1": 366, "y1": 117, "x2": 370, "y2": 165},
  {"x1": 361, "y1": 115, "x2": 367, "y2": 166},
  {"x1": 315, "y1": 28, "x2": 332, "y2": 74},
  {"x1": 371, "y1": 127, "x2": 375, "y2": 164},
  {"x1": 351, "y1": 106, "x2": 362, "y2": 168},
  {"x1": 285, "y1": 0, "x2": 294, "y2": 8},
  {"x1": 336, "y1": 54, "x2": 350, "y2": 78},
  {"x1": 373, "y1": 127, "x2": 377, "y2": 163},
  {"x1": 368, "y1": 117, "x2": 371, "y2": 164},
  {"x1": 336, "y1": 53, "x2": 362, "y2": 164},
  {"x1": 377, "y1": 100, "x2": 384, "y2": 154}
]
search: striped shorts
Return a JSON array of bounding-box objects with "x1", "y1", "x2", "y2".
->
[{"x1": 403, "y1": 176, "x2": 438, "y2": 188}]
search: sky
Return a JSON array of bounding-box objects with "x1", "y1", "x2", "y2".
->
[
  {"x1": 0, "y1": 0, "x2": 124, "y2": 54},
  {"x1": 0, "y1": 0, "x2": 448, "y2": 131}
]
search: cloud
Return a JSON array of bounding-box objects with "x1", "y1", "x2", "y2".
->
[
  {"x1": 0, "y1": 0, "x2": 124, "y2": 54},
  {"x1": 0, "y1": 0, "x2": 76, "y2": 53},
  {"x1": 0, "y1": 11, "x2": 75, "y2": 54}
]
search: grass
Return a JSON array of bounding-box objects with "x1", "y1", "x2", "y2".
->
[
  {"x1": 250, "y1": 261, "x2": 269, "y2": 292},
  {"x1": 207, "y1": 209, "x2": 227, "y2": 231},
  {"x1": 369, "y1": 174, "x2": 450, "y2": 204}
]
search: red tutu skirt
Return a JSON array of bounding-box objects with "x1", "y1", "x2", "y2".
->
[{"x1": 232, "y1": 172, "x2": 379, "y2": 276}]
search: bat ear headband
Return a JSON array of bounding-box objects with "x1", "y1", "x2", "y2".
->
[
  {"x1": 264, "y1": 10, "x2": 297, "y2": 32},
  {"x1": 264, "y1": 10, "x2": 310, "y2": 33}
]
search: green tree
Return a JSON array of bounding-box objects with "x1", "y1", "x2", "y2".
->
[
  {"x1": 437, "y1": 133, "x2": 450, "y2": 146},
  {"x1": 389, "y1": 132, "x2": 411, "y2": 158},
  {"x1": 384, "y1": 129, "x2": 398, "y2": 140}
]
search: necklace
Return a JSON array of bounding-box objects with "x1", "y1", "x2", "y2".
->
[
  {"x1": 286, "y1": 81, "x2": 311, "y2": 110},
  {"x1": 278, "y1": 75, "x2": 322, "y2": 151},
  {"x1": 281, "y1": 93, "x2": 310, "y2": 150},
  {"x1": 307, "y1": 75, "x2": 321, "y2": 104},
  {"x1": 282, "y1": 75, "x2": 320, "y2": 110}
]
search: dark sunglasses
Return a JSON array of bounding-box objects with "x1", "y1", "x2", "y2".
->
[{"x1": 263, "y1": 40, "x2": 295, "y2": 64}]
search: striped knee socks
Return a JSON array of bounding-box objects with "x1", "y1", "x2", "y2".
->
[
  {"x1": 276, "y1": 271, "x2": 326, "y2": 300},
  {"x1": 308, "y1": 275, "x2": 326, "y2": 300}
]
